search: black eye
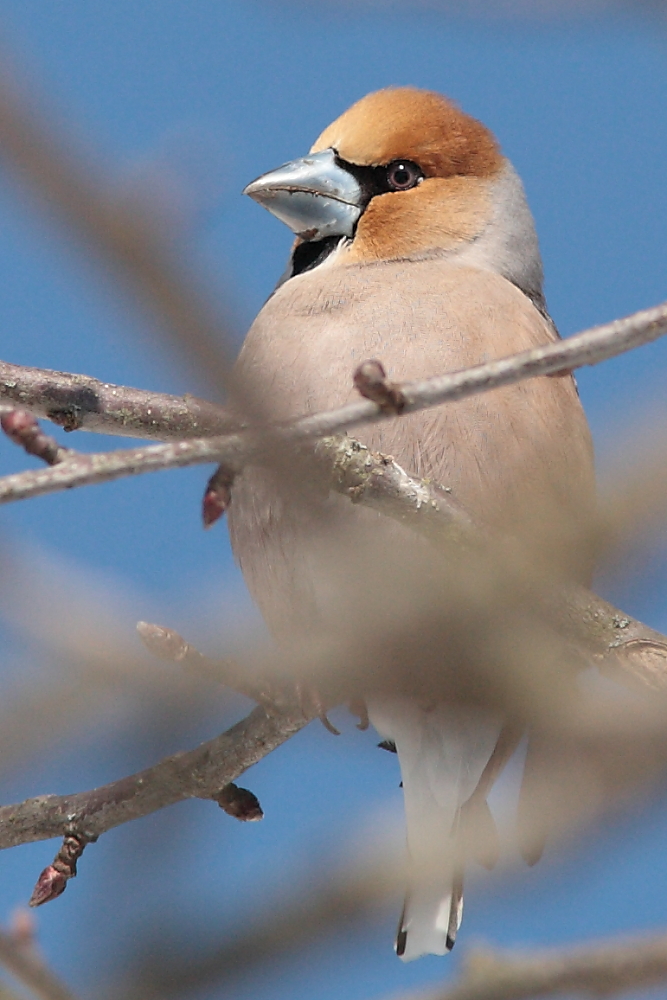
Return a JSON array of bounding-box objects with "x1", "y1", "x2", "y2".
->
[{"x1": 385, "y1": 160, "x2": 423, "y2": 192}]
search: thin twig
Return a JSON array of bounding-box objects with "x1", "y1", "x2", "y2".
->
[
  {"x1": 135, "y1": 620, "x2": 261, "y2": 698},
  {"x1": 1, "y1": 411, "x2": 70, "y2": 465},
  {"x1": 0, "y1": 436, "x2": 233, "y2": 504}
]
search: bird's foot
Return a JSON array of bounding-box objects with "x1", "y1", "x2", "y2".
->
[
  {"x1": 294, "y1": 679, "x2": 340, "y2": 735},
  {"x1": 258, "y1": 680, "x2": 367, "y2": 737},
  {"x1": 349, "y1": 698, "x2": 370, "y2": 730}
]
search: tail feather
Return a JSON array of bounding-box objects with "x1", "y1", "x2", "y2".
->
[
  {"x1": 396, "y1": 814, "x2": 466, "y2": 960},
  {"x1": 395, "y1": 869, "x2": 463, "y2": 959},
  {"x1": 369, "y1": 697, "x2": 503, "y2": 962}
]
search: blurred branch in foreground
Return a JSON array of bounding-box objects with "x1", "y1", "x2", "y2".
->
[
  {"x1": 0, "y1": 540, "x2": 245, "y2": 778},
  {"x1": 130, "y1": 835, "x2": 405, "y2": 996},
  {"x1": 0, "y1": 66, "x2": 236, "y2": 395},
  {"x1": 418, "y1": 932, "x2": 667, "y2": 1000},
  {"x1": 0, "y1": 916, "x2": 80, "y2": 1000},
  {"x1": 140, "y1": 921, "x2": 667, "y2": 999}
]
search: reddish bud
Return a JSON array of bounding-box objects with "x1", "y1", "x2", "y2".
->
[
  {"x1": 1, "y1": 410, "x2": 38, "y2": 438},
  {"x1": 202, "y1": 487, "x2": 228, "y2": 528},
  {"x1": 202, "y1": 464, "x2": 235, "y2": 528},
  {"x1": 354, "y1": 359, "x2": 387, "y2": 388},
  {"x1": 353, "y1": 359, "x2": 406, "y2": 414},
  {"x1": 28, "y1": 831, "x2": 89, "y2": 907},
  {"x1": 29, "y1": 866, "x2": 68, "y2": 907}
]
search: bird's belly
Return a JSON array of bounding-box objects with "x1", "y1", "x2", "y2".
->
[{"x1": 227, "y1": 262, "x2": 595, "y2": 634}]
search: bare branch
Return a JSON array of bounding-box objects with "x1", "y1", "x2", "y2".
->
[
  {"x1": 0, "y1": 360, "x2": 236, "y2": 439},
  {"x1": 294, "y1": 297, "x2": 667, "y2": 438},
  {"x1": 1, "y1": 299, "x2": 666, "y2": 506},
  {"x1": 25, "y1": 779, "x2": 260, "y2": 910},
  {"x1": 0, "y1": 705, "x2": 309, "y2": 851},
  {"x1": 411, "y1": 933, "x2": 667, "y2": 1000},
  {"x1": 0, "y1": 436, "x2": 232, "y2": 504},
  {"x1": 1, "y1": 410, "x2": 71, "y2": 465}
]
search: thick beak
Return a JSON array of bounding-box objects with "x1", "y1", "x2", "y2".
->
[{"x1": 243, "y1": 148, "x2": 362, "y2": 241}]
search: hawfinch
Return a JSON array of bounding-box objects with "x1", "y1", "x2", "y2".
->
[{"x1": 229, "y1": 88, "x2": 595, "y2": 961}]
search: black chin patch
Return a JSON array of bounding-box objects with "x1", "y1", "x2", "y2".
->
[{"x1": 290, "y1": 236, "x2": 342, "y2": 277}]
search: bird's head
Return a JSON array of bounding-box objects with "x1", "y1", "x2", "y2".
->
[{"x1": 243, "y1": 87, "x2": 510, "y2": 269}]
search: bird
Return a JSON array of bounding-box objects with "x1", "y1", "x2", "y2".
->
[{"x1": 228, "y1": 87, "x2": 595, "y2": 961}]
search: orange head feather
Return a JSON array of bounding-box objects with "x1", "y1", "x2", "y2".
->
[
  {"x1": 311, "y1": 87, "x2": 502, "y2": 180},
  {"x1": 310, "y1": 87, "x2": 504, "y2": 263}
]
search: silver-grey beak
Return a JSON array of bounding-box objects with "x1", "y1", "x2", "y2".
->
[{"x1": 243, "y1": 148, "x2": 362, "y2": 241}]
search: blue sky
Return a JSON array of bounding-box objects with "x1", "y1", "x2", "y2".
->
[{"x1": 0, "y1": 4, "x2": 666, "y2": 998}]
